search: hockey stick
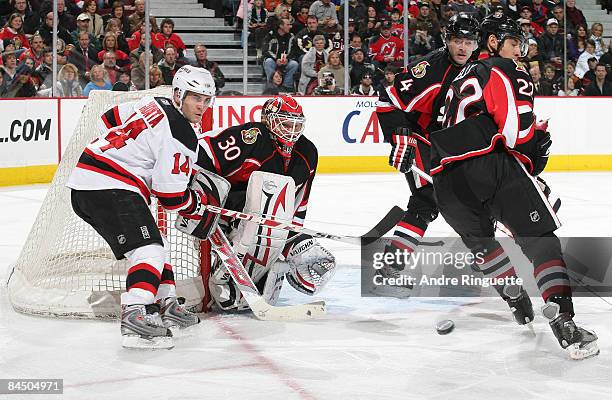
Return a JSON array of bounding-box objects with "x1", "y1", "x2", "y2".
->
[
  {"x1": 205, "y1": 205, "x2": 405, "y2": 246},
  {"x1": 208, "y1": 225, "x2": 326, "y2": 321}
]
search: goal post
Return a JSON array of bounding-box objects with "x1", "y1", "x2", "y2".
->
[{"x1": 8, "y1": 87, "x2": 212, "y2": 319}]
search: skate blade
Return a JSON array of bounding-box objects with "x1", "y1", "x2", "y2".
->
[
  {"x1": 568, "y1": 341, "x2": 600, "y2": 360},
  {"x1": 167, "y1": 322, "x2": 201, "y2": 338},
  {"x1": 370, "y1": 285, "x2": 412, "y2": 299},
  {"x1": 122, "y1": 335, "x2": 174, "y2": 350}
]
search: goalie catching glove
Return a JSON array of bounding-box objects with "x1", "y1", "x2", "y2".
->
[
  {"x1": 175, "y1": 169, "x2": 230, "y2": 239},
  {"x1": 285, "y1": 237, "x2": 336, "y2": 295},
  {"x1": 389, "y1": 128, "x2": 418, "y2": 173}
]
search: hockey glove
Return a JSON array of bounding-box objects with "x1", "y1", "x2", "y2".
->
[
  {"x1": 285, "y1": 237, "x2": 336, "y2": 296},
  {"x1": 532, "y1": 119, "x2": 552, "y2": 176},
  {"x1": 389, "y1": 128, "x2": 418, "y2": 174}
]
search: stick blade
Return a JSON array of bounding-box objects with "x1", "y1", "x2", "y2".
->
[
  {"x1": 361, "y1": 206, "x2": 405, "y2": 245},
  {"x1": 250, "y1": 299, "x2": 326, "y2": 321}
]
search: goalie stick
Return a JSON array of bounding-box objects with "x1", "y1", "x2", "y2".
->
[
  {"x1": 206, "y1": 205, "x2": 405, "y2": 246},
  {"x1": 209, "y1": 225, "x2": 326, "y2": 321}
]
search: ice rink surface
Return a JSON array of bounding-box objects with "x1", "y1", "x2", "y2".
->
[{"x1": 1, "y1": 172, "x2": 612, "y2": 400}]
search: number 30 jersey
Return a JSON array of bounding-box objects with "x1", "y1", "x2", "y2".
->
[
  {"x1": 67, "y1": 96, "x2": 202, "y2": 213},
  {"x1": 430, "y1": 57, "x2": 538, "y2": 175}
]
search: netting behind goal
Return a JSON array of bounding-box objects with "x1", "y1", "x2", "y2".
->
[{"x1": 8, "y1": 88, "x2": 211, "y2": 319}]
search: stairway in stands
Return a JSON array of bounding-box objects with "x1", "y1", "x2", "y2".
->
[
  {"x1": 575, "y1": 0, "x2": 612, "y2": 44},
  {"x1": 150, "y1": 0, "x2": 266, "y2": 94}
]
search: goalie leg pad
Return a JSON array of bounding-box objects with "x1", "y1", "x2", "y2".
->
[{"x1": 175, "y1": 169, "x2": 231, "y2": 240}]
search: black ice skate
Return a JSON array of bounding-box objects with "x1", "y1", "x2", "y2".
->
[
  {"x1": 542, "y1": 300, "x2": 599, "y2": 360},
  {"x1": 160, "y1": 297, "x2": 200, "y2": 336},
  {"x1": 121, "y1": 304, "x2": 174, "y2": 350},
  {"x1": 503, "y1": 285, "x2": 534, "y2": 325}
]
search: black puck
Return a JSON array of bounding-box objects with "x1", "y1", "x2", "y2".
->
[{"x1": 436, "y1": 319, "x2": 455, "y2": 335}]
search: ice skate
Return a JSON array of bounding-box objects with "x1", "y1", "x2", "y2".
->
[
  {"x1": 159, "y1": 297, "x2": 201, "y2": 336},
  {"x1": 542, "y1": 301, "x2": 599, "y2": 360},
  {"x1": 503, "y1": 285, "x2": 534, "y2": 325},
  {"x1": 371, "y1": 245, "x2": 414, "y2": 298},
  {"x1": 121, "y1": 304, "x2": 174, "y2": 350}
]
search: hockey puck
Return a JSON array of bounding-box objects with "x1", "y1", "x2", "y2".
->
[{"x1": 436, "y1": 319, "x2": 455, "y2": 335}]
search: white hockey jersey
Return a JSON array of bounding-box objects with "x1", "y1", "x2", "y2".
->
[{"x1": 67, "y1": 96, "x2": 201, "y2": 212}]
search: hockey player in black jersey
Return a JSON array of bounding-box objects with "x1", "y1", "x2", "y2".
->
[
  {"x1": 429, "y1": 14, "x2": 598, "y2": 359},
  {"x1": 196, "y1": 95, "x2": 336, "y2": 312}
]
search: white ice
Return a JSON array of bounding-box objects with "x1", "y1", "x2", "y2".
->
[{"x1": 1, "y1": 172, "x2": 612, "y2": 400}]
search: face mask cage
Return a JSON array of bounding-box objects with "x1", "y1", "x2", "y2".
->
[{"x1": 268, "y1": 112, "x2": 306, "y2": 145}]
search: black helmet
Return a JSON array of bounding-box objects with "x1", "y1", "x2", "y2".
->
[
  {"x1": 479, "y1": 14, "x2": 527, "y2": 56},
  {"x1": 445, "y1": 12, "x2": 479, "y2": 41}
]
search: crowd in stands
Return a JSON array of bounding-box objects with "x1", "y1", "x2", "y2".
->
[
  {"x1": 0, "y1": 0, "x2": 609, "y2": 97},
  {"x1": 236, "y1": 0, "x2": 611, "y2": 96},
  {"x1": 0, "y1": 0, "x2": 226, "y2": 97}
]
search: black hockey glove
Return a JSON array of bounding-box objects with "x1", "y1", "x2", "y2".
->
[
  {"x1": 389, "y1": 128, "x2": 418, "y2": 174},
  {"x1": 532, "y1": 119, "x2": 552, "y2": 176}
]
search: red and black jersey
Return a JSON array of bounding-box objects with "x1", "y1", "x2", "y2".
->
[
  {"x1": 196, "y1": 121, "x2": 318, "y2": 233},
  {"x1": 368, "y1": 34, "x2": 404, "y2": 63},
  {"x1": 430, "y1": 57, "x2": 537, "y2": 175}
]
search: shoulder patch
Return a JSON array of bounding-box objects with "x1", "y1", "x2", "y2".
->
[
  {"x1": 241, "y1": 127, "x2": 260, "y2": 145},
  {"x1": 411, "y1": 61, "x2": 430, "y2": 79}
]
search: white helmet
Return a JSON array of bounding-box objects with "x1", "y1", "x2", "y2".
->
[{"x1": 172, "y1": 65, "x2": 216, "y2": 107}]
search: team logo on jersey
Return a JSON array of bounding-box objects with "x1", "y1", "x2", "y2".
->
[
  {"x1": 117, "y1": 234, "x2": 126, "y2": 245},
  {"x1": 411, "y1": 61, "x2": 430, "y2": 78},
  {"x1": 241, "y1": 127, "x2": 260, "y2": 144},
  {"x1": 530, "y1": 211, "x2": 540, "y2": 222},
  {"x1": 513, "y1": 59, "x2": 527, "y2": 74}
]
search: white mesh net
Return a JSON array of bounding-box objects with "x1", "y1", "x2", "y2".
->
[{"x1": 8, "y1": 87, "x2": 209, "y2": 319}]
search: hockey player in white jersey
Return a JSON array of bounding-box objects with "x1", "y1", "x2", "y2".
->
[{"x1": 67, "y1": 66, "x2": 229, "y2": 349}]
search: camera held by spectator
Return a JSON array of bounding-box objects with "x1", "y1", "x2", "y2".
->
[{"x1": 313, "y1": 71, "x2": 343, "y2": 95}]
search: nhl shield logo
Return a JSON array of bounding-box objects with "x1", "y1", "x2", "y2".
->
[
  {"x1": 411, "y1": 61, "x2": 430, "y2": 78},
  {"x1": 530, "y1": 211, "x2": 540, "y2": 222},
  {"x1": 241, "y1": 127, "x2": 260, "y2": 144}
]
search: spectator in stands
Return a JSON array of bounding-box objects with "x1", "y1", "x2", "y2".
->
[
  {"x1": 519, "y1": 18, "x2": 535, "y2": 42},
  {"x1": 101, "y1": 51, "x2": 123, "y2": 84},
  {"x1": 83, "y1": 0, "x2": 104, "y2": 39},
  {"x1": 72, "y1": 13, "x2": 101, "y2": 52},
  {"x1": 128, "y1": 0, "x2": 145, "y2": 35},
  {"x1": 349, "y1": 47, "x2": 374, "y2": 85},
  {"x1": 68, "y1": 31, "x2": 99, "y2": 80},
  {"x1": 519, "y1": 6, "x2": 543, "y2": 37},
  {"x1": 565, "y1": 0, "x2": 587, "y2": 36},
  {"x1": 590, "y1": 23, "x2": 606, "y2": 58},
  {"x1": 317, "y1": 49, "x2": 344, "y2": 88},
  {"x1": 449, "y1": 0, "x2": 476, "y2": 15},
  {"x1": 104, "y1": 18, "x2": 130, "y2": 54},
  {"x1": 130, "y1": 51, "x2": 151, "y2": 90},
  {"x1": 522, "y1": 38, "x2": 545, "y2": 70},
  {"x1": 369, "y1": 20, "x2": 403, "y2": 75},
  {"x1": 157, "y1": 18, "x2": 187, "y2": 60},
  {"x1": 127, "y1": 18, "x2": 162, "y2": 52},
  {"x1": 249, "y1": 0, "x2": 269, "y2": 55},
  {"x1": 313, "y1": 70, "x2": 342, "y2": 95},
  {"x1": 98, "y1": 32, "x2": 129, "y2": 68},
  {"x1": 600, "y1": 40, "x2": 612, "y2": 82},
  {"x1": 558, "y1": 76, "x2": 580, "y2": 96},
  {"x1": 309, "y1": 0, "x2": 338, "y2": 30},
  {"x1": 1, "y1": 50, "x2": 17, "y2": 84},
  {"x1": 348, "y1": 33, "x2": 367, "y2": 58},
  {"x1": 275, "y1": 3, "x2": 295, "y2": 26},
  {"x1": 262, "y1": 68, "x2": 290, "y2": 95},
  {"x1": 18, "y1": 33, "x2": 44, "y2": 66},
  {"x1": 40, "y1": 0, "x2": 76, "y2": 32},
  {"x1": 298, "y1": 33, "x2": 328, "y2": 94},
  {"x1": 377, "y1": 65, "x2": 395, "y2": 92},
  {"x1": 128, "y1": 26, "x2": 163, "y2": 66},
  {"x1": 583, "y1": 56, "x2": 599, "y2": 86},
  {"x1": 505, "y1": 0, "x2": 520, "y2": 21},
  {"x1": 104, "y1": 2, "x2": 131, "y2": 37},
  {"x1": 542, "y1": 63, "x2": 560, "y2": 93},
  {"x1": 538, "y1": 19, "x2": 564, "y2": 72},
  {"x1": 37, "y1": 11, "x2": 72, "y2": 47},
  {"x1": 0, "y1": 72, "x2": 7, "y2": 97},
  {"x1": 409, "y1": 23, "x2": 434, "y2": 59},
  {"x1": 550, "y1": 5, "x2": 568, "y2": 35},
  {"x1": 21, "y1": 55, "x2": 34, "y2": 70},
  {"x1": 584, "y1": 63, "x2": 612, "y2": 95},
  {"x1": 292, "y1": 5, "x2": 309, "y2": 33},
  {"x1": 293, "y1": 14, "x2": 328, "y2": 64},
  {"x1": 410, "y1": 2, "x2": 440, "y2": 36},
  {"x1": 191, "y1": 43, "x2": 225, "y2": 94},
  {"x1": 571, "y1": 24, "x2": 588, "y2": 60},
  {"x1": 263, "y1": 17, "x2": 299, "y2": 89},
  {"x1": 11, "y1": 0, "x2": 39, "y2": 35},
  {"x1": 157, "y1": 44, "x2": 180, "y2": 84},
  {"x1": 5, "y1": 63, "x2": 36, "y2": 97},
  {"x1": 530, "y1": 0, "x2": 549, "y2": 27},
  {"x1": 83, "y1": 64, "x2": 112, "y2": 95},
  {"x1": 338, "y1": 0, "x2": 367, "y2": 25},
  {"x1": 0, "y1": 13, "x2": 29, "y2": 53},
  {"x1": 149, "y1": 64, "x2": 164, "y2": 88},
  {"x1": 575, "y1": 39, "x2": 598, "y2": 79},
  {"x1": 33, "y1": 46, "x2": 53, "y2": 89},
  {"x1": 350, "y1": 71, "x2": 377, "y2": 95}
]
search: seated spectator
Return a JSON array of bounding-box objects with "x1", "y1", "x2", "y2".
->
[
  {"x1": 263, "y1": 18, "x2": 298, "y2": 89},
  {"x1": 338, "y1": 0, "x2": 367, "y2": 26},
  {"x1": 347, "y1": 33, "x2": 367, "y2": 58},
  {"x1": 128, "y1": 0, "x2": 145, "y2": 35},
  {"x1": 71, "y1": 13, "x2": 101, "y2": 52},
  {"x1": 551, "y1": 5, "x2": 567, "y2": 35},
  {"x1": 409, "y1": 2, "x2": 440, "y2": 36},
  {"x1": 40, "y1": 0, "x2": 76, "y2": 32},
  {"x1": 351, "y1": 71, "x2": 377, "y2": 95},
  {"x1": 369, "y1": 20, "x2": 403, "y2": 74},
  {"x1": 21, "y1": 55, "x2": 35, "y2": 70},
  {"x1": 130, "y1": 51, "x2": 151, "y2": 90},
  {"x1": 575, "y1": 39, "x2": 598, "y2": 79},
  {"x1": 318, "y1": 49, "x2": 344, "y2": 90},
  {"x1": 128, "y1": 27, "x2": 163, "y2": 66},
  {"x1": 274, "y1": 3, "x2": 294, "y2": 25},
  {"x1": 376, "y1": 65, "x2": 396, "y2": 92},
  {"x1": 248, "y1": 0, "x2": 269, "y2": 55},
  {"x1": 571, "y1": 24, "x2": 588, "y2": 60},
  {"x1": 127, "y1": 19, "x2": 162, "y2": 52},
  {"x1": 538, "y1": 19, "x2": 564, "y2": 72},
  {"x1": 191, "y1": 43, "x2": 225, "y2": 93},
  {"x1": 116, "y1": 71, "x2": 136, "y2": 91},
  {"x1": 583, "y1": 63, "x2": 612, "y2": 95},
  {"x1": 33, "y1": 47, "x2": 53, "y2": 90},
  {"x1": 111, "y1": 81, "x2": 129, "y2": 91},
  {"x1": 530, "y1": 0, "x2": 549, "y2": 27},
  {"x1": 530, "y1": 65, "x2": 553, "y2": 95},
  {"x1": 292, "y1": 5, "x2": 309, "y2": 33},
  {"x1": 104, "y1": 18, "x2": 130, "y2": 54},
  {"x1": 565, "y1": 0, "x2": 587, "y2": 36},
  {"x1": 156, "y1": 18, "x2": 187, "y2": 60},
  {"x1": 519, "y1": 18, "x2": 535, "y2": 42},
  {"x1": 104, "y1": 1, "x2": 131, "y2": 37},
  {"x1": 298, "y1": 33, "x2": 328, "y2": 94},
  {"x1": 504, "y1": 0, "x2": 520, "y2": 21},
  {"x1": 519, "y1": 7, "x2": 543, "y2": 37},
  {"x1": 67, "y1": 31, "x2": 99, "y2": 80},
  {"x1": 83, "y1": 64, "x2": 113, "y2": 95},
  {"x1": 581, "y1": 56, "x2": 599, "y2": 86},
  {"x1": 1, "y1": 50, "x2": 18, "y2": 85},
  {"x1": 157, "y1": 44, "x2": 180, "y2": 84},
  {"x1": 590, "y1": 23, "x2": 606, "y2": 58},
  {"x1": 262, "y1": 68, "x2": 291, "y2": 94},
  {"x1": 98, "y1": 32, "x2": 129, "y2": 68},
  {"x1": 37, "y1": 11, "x2": 72, "y2": 47},
  {"x1": 449, "y1": 0, "x2": 476, "y2": 15},
  {"x1": 11, "y1": 0, "x2": 40, "y2": 35},
  {"x1": 5, "y1": 63, "x2": 36, "y2": 97},
  {"x1": 600, "y1": 40, "x2": 612, "y2": 82},
  {"x1": 309, "y1": 0, "x2": 338, "y2": 30},
  {"x1": 349, "y1": 47, "x2": 374, "y2": 86},
  {"x1": 101, "y1": 51, "x2": 123, "y2": 84},
  {"x1": 83, "y1": 0, "x2": 104, "y2": 39},
  {"x1": 0, "y1": 13, "x2": 30, "y2": 52},
  {"x1": 292, "y1": 14, "x2": 328, "y2": 64},
  {"x1": 409, "y1": 24, "x2": 434, "y2": 59},
  {"x1": 557, "y1": 76, "x2": 580, "y2": 96},
  {"x1": 313, "y1": 70, "x2": 342, "y2": 95},
  {"x1": 149, "y1": 64, "x2": 165, "y2": 88},
  {"x1": 18, "y1": 34, "x2": 44, "y2": 66}
]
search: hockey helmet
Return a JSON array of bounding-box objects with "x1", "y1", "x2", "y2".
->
[
  {"x1": 262, "y1": 95, "x2": 306, "y2": 155},
  {"x1": 445, "y1": 13, "x2": 479, "y2": 42},
  {"x1": 479, "y1": 14, "x2": 527, "y2": 57},
  {"x1": 172, "y1": 65, "x2": 216, "y2": 108}
]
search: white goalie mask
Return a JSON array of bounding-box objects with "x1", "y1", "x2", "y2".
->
[{"x1": 172, "y1": 65, "x2": 216, "y2": 109}]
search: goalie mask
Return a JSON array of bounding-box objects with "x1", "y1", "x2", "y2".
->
[{"x1": 262, "y1": 95, "x2": 306, "y2": 157}]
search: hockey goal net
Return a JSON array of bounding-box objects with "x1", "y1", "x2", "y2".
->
[{"x1": 8, "y1": 87, "x2": 212, "y2": 319}]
